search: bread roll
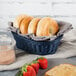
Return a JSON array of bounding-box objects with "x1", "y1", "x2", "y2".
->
[
  {"x1": 28, "y1": 17, "x2": 41, "y2": 35},
  {"x1": 45, "y1": 64, "x2": 76, "y2": 76},
  {"x1": 13, "y1": 14, "x2": 29, "y2": 28},
  {"x1": 20, "y1": 16, "x2": 33, "y2": 34},
  {"x1": 36, "y1": 17, "x2": 59, "y2": 36}
]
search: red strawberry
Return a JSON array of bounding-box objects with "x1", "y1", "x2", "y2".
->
[
  {"x1": 31, "y1": 60, "x2": 39, "y2": 74},
  {"x1": 23, "y1": 71, "x2": 30, "y2": 76},
  {"x1": 37, "y1": 57, "x2": 48, "y2": 69},
  {"x1": 22, "y1": 64, "x2": 36, "y2": 76}
]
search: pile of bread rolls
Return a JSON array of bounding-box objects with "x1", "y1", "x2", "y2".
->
[{"x1": 13, "y1": 14, "x2": 59, "y2": 36}]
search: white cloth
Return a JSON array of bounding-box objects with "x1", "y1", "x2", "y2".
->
[{"x1": 0, "y1": 29, "x2": 76, "y2": 71}]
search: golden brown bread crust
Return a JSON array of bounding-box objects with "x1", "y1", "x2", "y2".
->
[
  {"x1": 13, "y1": 14, "x2": 29, "y2": 28},
  {"x1": 36, "y1": 17, "x2": 59, "y2": 36},
  {"x1": 45, "y1": 74, "x2": 50, "y2": 76},
  {"x1": 45, "y1": 64, "x2": 76, "y2": 76},
  {"x1": 28, "y1": 17, "x2": 41, "y2": 35},
  {"x1": 20, "y1": 16, "x2": 33, "y2": 34},
  {"x1": 45, "y1": 66, "x2": 57, "y2": 76}
]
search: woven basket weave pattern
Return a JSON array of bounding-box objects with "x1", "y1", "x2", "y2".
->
[{"x1": 12, "y1": 31, "x2": 63, "y2": 55}]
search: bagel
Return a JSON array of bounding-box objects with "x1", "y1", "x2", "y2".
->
[
  {"x1": 20, "y1": 16, "x2": 33, "y2": 34},
  {"x1": 13, "y1": 14, "x2": 29, "y2": 28},
  {"x1": 28, "y1": 17, "x2": 41, "y2": 35},
  {"x1": 36, "y1": 17, "x2": 59, "y2": 36}
]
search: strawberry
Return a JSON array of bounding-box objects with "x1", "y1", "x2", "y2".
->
[
  {"x1": 22, "y1": 64, "x2": 36, "y2": 76},
  {"x1": 37, "y1": 57, "x2": 48, "y2": 69},
  {"x1": 31, "y1": 60, "x2": 39, "y2": 74}
]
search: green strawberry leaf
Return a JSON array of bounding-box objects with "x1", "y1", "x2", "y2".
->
[
  {"x1": 20, "y1": 63, "x2": 29, "y2": 73},
  {"x1": 36, "y1": 57, "x2": 46, "y2": 60},
  {"x1": 15, "y1": 71, "x2": 22, "y2": 76},
  {"x1": 16, "y1": 64, "x2": 28, "y2": 76},
  {"x1": 32, "y1": 60, "x2": 39, "y2": 64}
]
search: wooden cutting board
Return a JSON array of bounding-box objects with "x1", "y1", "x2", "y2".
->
[{"x1": 37, "y1": 58, "x2": 76, "y2": 76}]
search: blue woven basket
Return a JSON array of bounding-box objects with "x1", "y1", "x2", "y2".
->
[
  {"x1": 9, "y1": 21, "x2": 72, "y2": 55},
  {"x1": 11, "y1": 31, "x2": 63, "y2": 55}
]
